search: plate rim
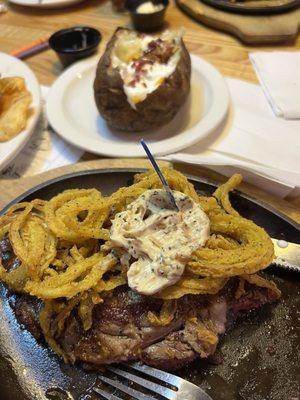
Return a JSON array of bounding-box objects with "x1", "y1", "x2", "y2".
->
[
  {"x1": 1, "y1": 167, "x2": 299, "y2": 232},
  {"x1": 46, "y1": 54, "x2": 230, "y2": 158},
  {"x1": 8, "y1": 0, "x2": 85, "y2": 8},
  {"x1": 0, "y1": 53, "x2": 42, "y2": 172}
]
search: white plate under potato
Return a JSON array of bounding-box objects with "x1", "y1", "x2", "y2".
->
[{"x1": 46, "y1": 54, "x2": 229, "y2": 157}]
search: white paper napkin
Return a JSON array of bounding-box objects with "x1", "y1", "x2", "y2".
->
[
  {"x1": 162, "y1": 78, "x2": 300, "y2": 198},
  {"x1": 249, "y1": 51, "x2": 300, "y2": 119}
]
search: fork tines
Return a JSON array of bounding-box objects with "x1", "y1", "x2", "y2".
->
[
  {"x1": 93, "y1": 386, "x2": 123, "y2": 400},
  {"x1": 93, "y1": 362, "x2": 179, "y2": 400},
  {"x1": 108, "y1": 365, "x2": 175, "y2": 398},
  {"x1": 94, "y1": 374, "x2": 155, "y2": 399},
  {"x1": 93, "y1": 362, "x2": 213, "y2": 400}
]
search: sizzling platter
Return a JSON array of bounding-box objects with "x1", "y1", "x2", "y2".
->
[{"x1": 0, "y1": 168, "x2": 299, "y2": 400}]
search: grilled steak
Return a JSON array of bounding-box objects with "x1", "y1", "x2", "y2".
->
[
  {"x1": 12, "y1": 283, "x2": 278, "y2": 371},
  {"x1": 0, "y1": 235, "x2": 20, "y2": 272},
  {"x1": 14, "y1": 295, "x2": 43, "y2": 340},
  {"x1": 1, "y1": 236, "x2": 279, "y2": 371}
]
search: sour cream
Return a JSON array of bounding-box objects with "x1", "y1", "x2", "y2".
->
[
  {"x1": 122, "y1": 52, "x2": 179, "y2": 108},
  {"x1": 110, "y1": 189, "x2": 210, "y2": 295},
  {"x1": 136, "y1": 1, "x2": 164, "y2": 13},
  {"x1": 111, "y1": 32, "x2": 181, "y2": 109}
]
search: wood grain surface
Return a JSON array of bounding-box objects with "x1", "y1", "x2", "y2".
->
[
  {"x1": 177, "y1": 0, "x2": 300, "y2": 44},
  {"x1": 1, "y1": 0, "x2": 300, "y2": 87},
  {"x1": 0, "y1": 159, "x2": 299, "y2": 224},
  {"x1": 0, "y1": 1, "x2": 299, "y2": 217}
]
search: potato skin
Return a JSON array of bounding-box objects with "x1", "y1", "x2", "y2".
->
[{"x1": 93, "y1": 28, "x2": 191, "y2": 132}]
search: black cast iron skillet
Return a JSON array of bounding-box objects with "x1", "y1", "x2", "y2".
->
[
  {"x1": 0, "y1": 169, "x2": 299, "y2": 400},
  {"x1": 199, "y1": 0, "x2": 300, "y2": 15}
]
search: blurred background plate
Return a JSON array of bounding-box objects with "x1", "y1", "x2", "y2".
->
[
  {"x1": 46, "y1": 54, "x2": 229, "y2": 157},
  {"x1": 8, "y1": 0, "x2": 86, "y2": 9},
  {"x1": 0, "y1": 53, "x2": 41, "y2": 172}
]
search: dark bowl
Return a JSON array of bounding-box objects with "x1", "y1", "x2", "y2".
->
[
  {"x1": 125, "y1": 0, "x2": 169, "y2": 31},
  {"x1": 49, "y1": 26, "x2": 101, "y2": 67}
]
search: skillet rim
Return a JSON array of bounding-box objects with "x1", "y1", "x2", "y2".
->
[{"x1": 1, "y1": 168, "x2": 299, "y2": 233}]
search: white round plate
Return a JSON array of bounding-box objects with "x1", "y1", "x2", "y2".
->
[
  {"x1": 8, "y1": 0, "x2": 84, "y2": 8},
  {"x1": 46, "y1": 54, "x2": 229, "y2": 157},
  {"x1": 0, "y1": 53, "x2": 41, "y2": 172}
]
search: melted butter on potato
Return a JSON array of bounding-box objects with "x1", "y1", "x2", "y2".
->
[
  {"x1": 111, "y1": 30, "x2": 181, "y2": 109},
  {"x1": 110, "y1": 189, "x2": 210, "y2": 295},
  {"x1": 113, "y1": 32, "x2": 144, "y2": 63}
]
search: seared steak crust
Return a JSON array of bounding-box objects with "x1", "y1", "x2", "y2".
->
[
  {"x1": 12, "y1": 283, "x2": 278, "y2": 371},
  {"x1": 142, "y1": 331, "x2": 197, "y2": 370},
  {"x1": 72, "y1": 290, "x2": 186, "y2": 366},
  {"x1": 14, "y1": 295, "x2": 43, "y2": 340},
  {"x1": 0, "y1": 235, "x2": 20, "y2": 272},
  {"x1": 1, "y1": 236, "x2": 279, "y2": 371}
]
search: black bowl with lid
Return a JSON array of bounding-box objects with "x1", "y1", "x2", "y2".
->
[
  {"x1": 125, "y1": 0, "x2": 169, "y2": 31},
  {"x1": 49, "y1": 26, "x2": 101, "y2": 67}
]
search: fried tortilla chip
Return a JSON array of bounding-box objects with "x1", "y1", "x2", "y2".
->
[{"x1": 0, "y1": 76, "x2": 32, "y2": 142}]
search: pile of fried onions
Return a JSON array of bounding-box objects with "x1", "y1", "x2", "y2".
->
[{"x1": 0, "y1": 168, "x2": 280, "y2": 358}]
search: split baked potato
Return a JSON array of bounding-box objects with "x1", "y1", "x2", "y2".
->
[{"x1": 93, "y1": 28, "x2": 191, "y2": 132}]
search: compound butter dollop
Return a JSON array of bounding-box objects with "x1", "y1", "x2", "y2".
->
[{"x1": 110, "y1": 189, "x2": 210, "y2": 295}]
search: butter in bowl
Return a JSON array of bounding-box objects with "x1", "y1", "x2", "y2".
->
[{"x1": 125, "y1": 0, "x2": 169, "y2": 31}]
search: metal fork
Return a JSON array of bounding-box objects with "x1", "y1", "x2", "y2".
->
[{"x1": 93, "y1": 362, "x2": 213, "y2": 400}]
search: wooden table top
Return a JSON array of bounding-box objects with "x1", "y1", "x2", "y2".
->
[
  {"x1": 1, "y1": 0, "x2": 300, "y2": 86},
  {"x1": 0, "y1": 0, "x2": 299, "y2": 219}
]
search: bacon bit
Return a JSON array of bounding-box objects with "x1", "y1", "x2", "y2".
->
[
  {"x1": 125, "y1": 39, "x2": 176, "y2": 88},
  {"x1": 147, "y1": 38, "x2": 163, "y2": 51},
  {"x1": 133, "y1": 58, "x2": 153, "y2": 72},
  {"x1": 144, "y1": 39, "x2": 175, "y2": 64},
  {"x1": 128, "y1": 79, "x2": 137, "y2": 87}
]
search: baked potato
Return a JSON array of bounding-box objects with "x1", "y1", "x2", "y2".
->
[{"x1": 93, "y1": 28, "x2": 191, "y2": 132}]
